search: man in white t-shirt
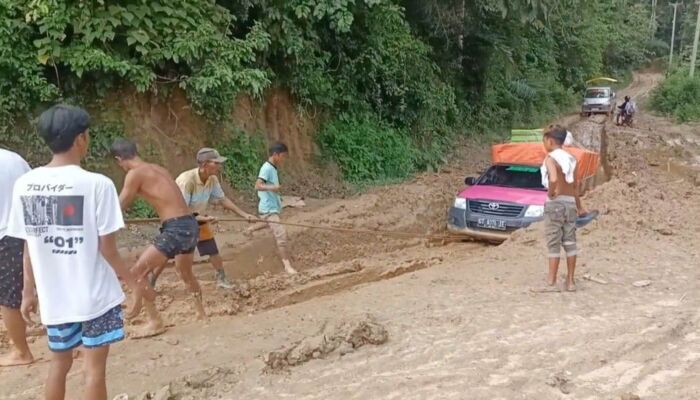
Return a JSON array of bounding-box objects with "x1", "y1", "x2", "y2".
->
[
  {"x1": 0, "y1": 149, "x2": 33, "y2": 367},
  {"x1": 6, "y1": 105, "x2": 152, "y2": 400}
]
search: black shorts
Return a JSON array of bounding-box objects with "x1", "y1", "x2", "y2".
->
[
  {"x1": 196, "y1": 238, "x2": 219, "y2": 257},
  {"x1": 154, "y1": 215, "x2": 199, "y2": 259},
  {"x1": 0, "y1": 236, "x2": 24, "y2": 309}
]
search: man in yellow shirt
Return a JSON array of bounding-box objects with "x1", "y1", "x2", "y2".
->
[{"x1": 151, "y1": 148, "x2": 255, "y2": 289}]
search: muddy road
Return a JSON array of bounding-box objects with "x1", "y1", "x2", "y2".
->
[{"x1": 3, "y1": 71, "x2": 700, "y2": 400}]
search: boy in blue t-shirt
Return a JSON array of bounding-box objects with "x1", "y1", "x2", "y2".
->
[{"x1": 255, "y1": 142, "x2": 297, "y2": 274}]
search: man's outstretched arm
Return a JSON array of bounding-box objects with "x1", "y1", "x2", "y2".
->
[{"x1": 118, "y1": 171, "x2": 140, "y2": 211}]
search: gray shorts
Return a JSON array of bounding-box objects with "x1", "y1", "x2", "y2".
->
[
  {"x1": 544, "y1": 197, "x2": 577, "y2": 258},
  {"x1": 154, "y1": 215, "x2": 199, "y2": 259},
  {"x1": 0, "y1": 236, "x2": 24, "y2": 309}
]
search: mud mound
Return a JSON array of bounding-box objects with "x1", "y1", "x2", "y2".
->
[
  {"x1": 122, "y1": 367, "x2": 239, "y2": 400},
  {"x1": 571, "y1": 115, "x2": 607, "y2": 152},
  {"x1": 263, "y1": 315, "x2": 388, "y2": 372}
]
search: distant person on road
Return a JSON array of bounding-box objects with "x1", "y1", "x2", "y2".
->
[
  {"x1": 617, "y1": 96, "x2": 634, "y2": 125},
  {"x1": 0, "y1": 148, "x2": 33, "y2": 367},
  {"x1": 111, "y1": 138, "x2": 205, "y2": 329},
  {"x1": 148, "y1": 148, "x2": 256, "y2": 290},
  {"x1": 6, "y1": 105, "x2": 153, "y2": 400},
  {"x1": 537, "y1": 125, "x2": 587, "y2": 292},
  {"x1": 253, "y1": 142, "x2": 297, "y2": 274},
  {"x1": 618, "y1": 96, "x2": 631, "y2": 113}
]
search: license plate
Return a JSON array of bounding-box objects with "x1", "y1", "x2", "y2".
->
[{"x1": 477, "y1": 218, "x2": 506, "y2": 231}]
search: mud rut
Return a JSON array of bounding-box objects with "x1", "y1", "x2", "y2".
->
[{"x1": 5, "y1": 70, "x2": 700, "y2": 399}]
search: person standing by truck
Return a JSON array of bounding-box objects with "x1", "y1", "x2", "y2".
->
[{"x1": 538, "y1": 126, "x2": 587, "y2": 292}]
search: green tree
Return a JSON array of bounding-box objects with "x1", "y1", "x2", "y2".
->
[{"x1": 0, "y1": 0, "x2": 658, "y2": 185}]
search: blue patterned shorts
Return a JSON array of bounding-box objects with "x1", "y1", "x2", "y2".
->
[{"x1": 46, "y1": 305, "x2": 124, "y2": 352}]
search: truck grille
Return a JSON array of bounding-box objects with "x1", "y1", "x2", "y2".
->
[{"x1": 468, "y1": 200, "x2": 524, "y2": 218}]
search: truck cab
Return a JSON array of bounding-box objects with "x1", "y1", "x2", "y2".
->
[
  {"x1": 580, "y1": 77, "x2": 619, "y2": 117},
  {"x1": 581, "y1": 86, "x2": 616, "y2": 116},
  {"x1": 446, "y1": 139, "x2": 600, "y2": 242},
  {"x1": 448, "y1": 164, "x2": 547, "y2": 242}
]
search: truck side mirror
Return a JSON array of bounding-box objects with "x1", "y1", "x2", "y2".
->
[{"x1": 465, "y1": 177, "x2": 476, "y2": 185}]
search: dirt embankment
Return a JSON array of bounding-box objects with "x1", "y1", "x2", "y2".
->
[
  {"x1": 6, "y1": 71, "x2": 700, "y2": 399},
  {"x1": 103, "y1": 87, "x2": 347, "y2": 200}
]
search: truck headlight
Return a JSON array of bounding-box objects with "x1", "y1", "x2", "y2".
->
[
  {"x1": 454, "y1": 197, "x2": 467, "y2": 210},
  {"x1": 524, "y1": 205, "x2": 544, "y2": 218}
]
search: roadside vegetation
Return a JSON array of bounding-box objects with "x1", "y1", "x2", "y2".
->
[
  {"x1": 0, "y1": 1, "x2": 669, "y2": 186},
  {"x1": 651, "y1": 69, "x2": 700, "y2": 122}
]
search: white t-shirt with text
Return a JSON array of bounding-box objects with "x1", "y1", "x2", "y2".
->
[
  {"x1": 6, "y1": 165, "x2": 125, "y2": 325},
  {"x1": 0, "y1": 149, "x2": 31, "y2": 239}
]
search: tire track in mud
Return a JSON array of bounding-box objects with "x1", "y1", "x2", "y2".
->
[{"x1": 263, "y1": 255, "x2": 454, "y2": 310}]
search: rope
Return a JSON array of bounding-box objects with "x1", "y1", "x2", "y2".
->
[{"x1": 124, "y1": 216, "x2": 470, "y2": 241}]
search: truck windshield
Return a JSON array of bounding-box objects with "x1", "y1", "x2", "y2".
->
[
  {"x1": 476, "y1": 165, "x2": 545, "y2": 190},
  {"x1": 585, "y1": 89, "x2": 609, "y2": 98}
]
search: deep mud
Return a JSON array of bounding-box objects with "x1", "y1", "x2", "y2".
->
[
  {"x1": 264, "y1": 315, "x2": 388, "y2": 372},
  {"x1": 3, "y1": 71, "x2": 700, "y2": 399}
]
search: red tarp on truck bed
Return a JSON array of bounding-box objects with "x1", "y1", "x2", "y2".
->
[{"x1": 491, "y1": 143, "x2": 600, "y2": 183}]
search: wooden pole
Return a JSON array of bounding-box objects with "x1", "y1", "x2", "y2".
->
[
  {"x1": 669, "y1": 2, "x2": 682, "y2": 70},
  {"x1": 650, "y1": 0, "x2": 658, "y2": 39},
  {"x1": 690, "y1": 1, "x2": 700, "y2": 78}
]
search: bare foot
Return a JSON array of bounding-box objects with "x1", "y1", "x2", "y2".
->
[
  {"x1": 125, "y1": 293, "x2": 144, "y2": 320},
  {"x1": 130, "y1": 320, "x2": 167, "y2": 339},
  {"x1": 283, "y1": 260, "x2": 297, "y2": 275},
  {"x1": 565, "y1": 281, "x2": 577, "y2": 292},
  {"x1": 192, "y1": 292, "x2": 207, "y2": 321},
  {"x1": 0, "y1": 350, "x2": 34, "y2": 367},
  {"x1": 195, "y1": 302, "x2": 208, "y2": 321}
]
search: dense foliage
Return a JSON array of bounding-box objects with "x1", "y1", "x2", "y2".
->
[
  {"x1": 216, "y1": 124, "x2": 266, "y2": 190},
  {"x1": 651, "y1": 69, "x2": 700, "y2": 122},
  {"x1": 318, "y1": 114, "x2": 416, "y2": 183},
  {"x1": 0, "y1": 0, "x2": 663, "y2": 184}
]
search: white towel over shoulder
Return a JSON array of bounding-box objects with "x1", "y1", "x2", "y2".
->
[{"x1": 541, "y1": 148, "x2": 577, "y2": 188}]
